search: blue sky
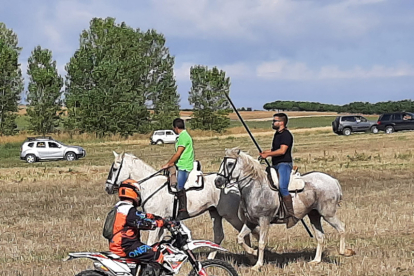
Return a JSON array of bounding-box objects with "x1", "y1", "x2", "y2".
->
[{"x1": 1, "y1": 0, "x2": 414, "y2": 109}]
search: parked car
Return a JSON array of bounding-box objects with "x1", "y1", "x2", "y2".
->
[
  {"x1": 20, "y1": 137, "x2": 86, "y2": 163},
  {"x1": 332, "y1": 115, "x2": 378, "y2": 136},
  {"x1": 376, "y1": 112, "x2": 414, "y2": 133},
  {"x1": 150, "y1": 130, "x2": 178, "y2": 145}
]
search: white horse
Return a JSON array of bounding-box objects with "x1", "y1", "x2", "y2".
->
[
  {"x1": 215, "y1": 148, "x2": 354, "y2": 271},
  {"x1": 105, "y1": 151, "x2": 257, "y2": 257}
]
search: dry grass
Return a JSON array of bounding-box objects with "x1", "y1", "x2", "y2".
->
[{"x1": 1, "y1": 130, "x2": 414, "y2": 275}]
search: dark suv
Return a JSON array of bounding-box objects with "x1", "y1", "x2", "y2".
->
[
  {"x1": 376, "y1": 112, "x2": 414, "y2": 133},
  {"x1": 332, "y1": 115, "x2": 378, "y2": 136}
]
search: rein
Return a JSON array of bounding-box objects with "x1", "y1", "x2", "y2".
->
[{"x1": 140, "y1": 180, "x2": 168, "y2": 211}]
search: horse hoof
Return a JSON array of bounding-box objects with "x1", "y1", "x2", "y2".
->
[
  {"x1": 308, "y1": 260, "x2": 320, "y2": 265},
  {"x1": 341, "y1": 248, "x2": 356, "y2": 257},
  {"x1": 251, "y1": 265, "x2": 262, "y2": 272}
]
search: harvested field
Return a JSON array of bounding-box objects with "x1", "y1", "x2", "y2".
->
[{"x1": 1, "y1": 128, "x2": 413, "y2": 275}]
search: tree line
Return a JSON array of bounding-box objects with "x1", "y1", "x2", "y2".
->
[
  {"x1": 0, "y1": 18, "x2": 231, "y2": 137},
  {"x1": 263, "y1": 100, "x2": 414, "y2": 114}
]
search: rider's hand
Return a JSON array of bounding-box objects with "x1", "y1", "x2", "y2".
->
[
  {"x1": 155, "y1": 219, "x2": 164, "y2": 228},
  {"x1": 259, "y1": 152, "x2": 268, "y2": 159},
  {"x1": 163, "y1": 217, "x2": 179, "y2": 228}
]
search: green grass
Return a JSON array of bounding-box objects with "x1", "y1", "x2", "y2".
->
[
  {"x1": 0, "y1": 142, "x2": 21, "y2": 160},
  {"x1": 16, "y1": 115, "x2": 30, "y2": 130},
  {"x1": 229, "y1": 115, "x2": 379, "y2": 129}
]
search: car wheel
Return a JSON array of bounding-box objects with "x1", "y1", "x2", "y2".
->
[
  {"x1": 371, "y1": 126, "x2": 379, "y2": 134},
  {"x1": 385, "y1": 126, "x2": 394, "y2": 134},
  {"x1": 156, "y1": 140, "x2": 164, "y2": 145},
  {"x1": 25, "y1": 154, "x2": 37, "y2": 163},
  {"x1": 65, "y1": 152, "x2": 77, "y2": 161},
  {"x1": 342, "y1": 128, "x2": 352, "y2": 136}
]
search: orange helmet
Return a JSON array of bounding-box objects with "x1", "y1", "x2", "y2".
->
[{"x1": 118, "y1": 183, "x2": 141, "y2": 206}]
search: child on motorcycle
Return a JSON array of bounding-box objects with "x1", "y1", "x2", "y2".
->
[{"x1": 108, "y1": 179, "x2": 167, "y2": 264}]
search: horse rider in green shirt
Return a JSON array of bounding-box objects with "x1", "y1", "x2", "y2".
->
[{"x1": 162, "y1": 118, "x2": 194, "y2": 220}]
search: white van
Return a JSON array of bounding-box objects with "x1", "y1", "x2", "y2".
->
[{"x1": 150, "y1": 130, "x2": 178, "y2": 145}]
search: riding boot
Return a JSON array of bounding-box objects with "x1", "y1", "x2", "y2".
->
[
  {"x1": 176, "y1": 190, "x2": 190, "y2": 220},
  {"x1": 282, "y1": 194, "x2": 299, "y2": 229},
  {"x1": 168, "y1": 166, "x2": 177, "y2": 188}
]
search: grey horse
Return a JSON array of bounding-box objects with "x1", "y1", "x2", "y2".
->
[{"x1": 215, "y1": 148, "x2": 352, "y2": 271}]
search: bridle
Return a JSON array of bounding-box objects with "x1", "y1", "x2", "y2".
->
[
  {"x1": 217, "y1": 156, "x2": 253, "y2": 190},
  {"x1": 217, "y1": 157, "x2": 238, "y2": 183},
  {"x1": 106, "y1": 155, "x2": 165, "y2": 209},
  {"x1": 106, "y1": 157, "x2": 128, "y2": 192}
]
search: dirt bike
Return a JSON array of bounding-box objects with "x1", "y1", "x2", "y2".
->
[{"x1": 64, "y1": 220, "x2": 239, "y2": 276}]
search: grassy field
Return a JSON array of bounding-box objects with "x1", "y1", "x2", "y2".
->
[
  {"x1": 1, "y1": 125, "x2": 413, "y2": 275},
  {"x1": 14, "y1": 111, "x2": 378, "y2": 132}
]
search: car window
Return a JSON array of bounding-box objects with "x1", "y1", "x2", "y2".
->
[
  {"x1": 380, "y1": 114, "x2": 391, "y2": 121},
  {"x1": 341, "y1": 116, "x2": 356, "y2": 122},
  {"x1": 358, "y1": 116, "x2": 367, "y2": 122},
  {"x1": 166, "y1": 131, "x2": 174, "y2": 136},
  {"x1": 37, "y1": 142, "x2": 46, "y2": 148},
  {"x1": 48, "y1": 142, "x2": 59, "y2": 148},
  {"x1": 403, "y1": 114, "x2": 413, "y2": 120},
  {"x1": 154, "y1": 131, "x2": 165, "y2": 136},
  {"x1": 28, "y1": 142, "x2": 34, "y2": 148},
  {"x1": 393, "y1": 114, "x2": 403, "y2": 120}
]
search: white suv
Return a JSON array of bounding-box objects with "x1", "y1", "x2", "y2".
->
[
  {"x1": 20, "y1": 137, "x2": 86, "y2": 163},
  {"x1": 150, "y1": 130, "x2": 178, "y2": 145}
]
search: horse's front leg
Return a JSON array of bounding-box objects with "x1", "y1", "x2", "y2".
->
[
  {"x1": 237, "y1": 224, "x2": 258, "y2": 256},
  {"x1": 208, "y1": 208, "x2": 224, "y2": 259},
  {"x1": 252, "y1": 216, "x2": 270, "y2": 271}
]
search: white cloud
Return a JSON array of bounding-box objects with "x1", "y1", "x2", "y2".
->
[
  {"x1": 174, "y1": 62, "x2": 193, "y2": 81},
  {"x1": 257, "y1": 60, "x2": 414, "y2": 80},
  {"x1": 221, "y1": 63, "x2": 251, "y2": 79},
  {"x1": 174, "y1": 62, "x2": 252, "y2": 82}
]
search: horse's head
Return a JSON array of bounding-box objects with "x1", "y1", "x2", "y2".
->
[
  {"x1": 105, "y1": 151, "x2": 131, "y2": 194},
  {"x1": 215, "y1": 148, "x2": 243, "y2": 189}
]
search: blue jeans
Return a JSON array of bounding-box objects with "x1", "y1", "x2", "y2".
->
[
  {"x1": 274, "y1": 162, "x2": 292, "y2": 196},
  {"x1": 177, "y1": 169, "x2": 190, "y2": 191}
]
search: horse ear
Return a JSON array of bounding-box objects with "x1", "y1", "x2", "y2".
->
[
  {"x1": 113, "y1": 151, "x2": 118, "y2": 158},
  {"x1": 237, "y1": 149, "x2": 241, "y2": 155},
  {"x1": 120, "y1": 151, "x2": 125, "y2": 158}
]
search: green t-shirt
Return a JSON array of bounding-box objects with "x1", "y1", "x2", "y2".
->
[{"x1": 175, "y1": 130, "x2": 194, "y2": 172}]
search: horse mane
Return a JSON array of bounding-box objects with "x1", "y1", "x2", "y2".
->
[
  {"x1": 226, "y1": 148, "x2": 268, "y2": 183},
  {"x1": 124, "y1": 153, "x2": 157, "y2": 173}
]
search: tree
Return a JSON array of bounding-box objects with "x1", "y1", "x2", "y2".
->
[
  {"x1": 189, "y1": 66, "x2": 231, "y2": 132},
  {"x1": 65, "y1": 17, "x2": 178, "y2": 137},
  {"x1": 0, "y1": 23, "x2": 23, "y2": 136},
  {"x1": 26, "y1": 46, "x2": 63, "y2": 136},
  {"x1": 144, "y1": 30, "x2": 180, "y2": 130}
]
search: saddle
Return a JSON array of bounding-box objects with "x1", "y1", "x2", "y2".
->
[
  {"x1": 169, "y1": 161, "x2": 204, "y2": 194},
  {"x1": 266, "y1": 166, "x2": 305, "y2": 193}
]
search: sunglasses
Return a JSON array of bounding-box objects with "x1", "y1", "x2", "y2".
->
[{"x1": 273, "y1": 120, "x2": 282, "y2": 123}]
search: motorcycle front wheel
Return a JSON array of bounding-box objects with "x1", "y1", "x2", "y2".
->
[{"x1": 188, "y1": 259, "x2": 239, "y2": 276}]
